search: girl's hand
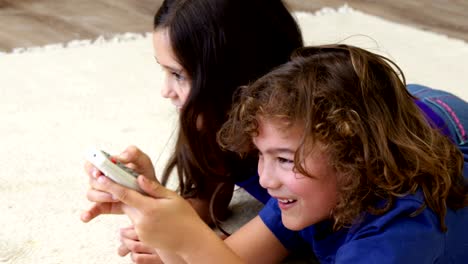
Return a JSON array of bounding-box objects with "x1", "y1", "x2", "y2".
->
[
  {"x1": 119, "y1": 225, "x2": 163, "y2": 264},
  {"x1": 81, "y1": 145, "x2": 157, "y2": 222},
  {"x1": 91, "y1": 174, "x2": 209, "y2": 255},
  {"x1": 112, "y1": 145, "x2": 157, "y2": 181}
]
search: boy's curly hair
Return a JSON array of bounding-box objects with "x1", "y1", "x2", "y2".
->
[{"x1": 218, "y1": 44, "x2": 467, "y2": 231}]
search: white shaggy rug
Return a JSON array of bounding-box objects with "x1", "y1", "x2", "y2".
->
[{"x1": 1, "y1": 6, "x2": 467, "y2": 264}]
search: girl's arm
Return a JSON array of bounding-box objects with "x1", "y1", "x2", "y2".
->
[
  {"x1": 226, "y1": 216, "x2": 289, "y2": 263},
  {"x1": 155, "y1": 214, "x2": 289, "y2": 264},
  {"x1": 90, "y1": 174, "x2": 244, "y2": 263}
]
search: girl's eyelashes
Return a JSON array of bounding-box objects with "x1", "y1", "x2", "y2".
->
[
  {"x1": 171, "y1": 71, "x2": 185, "y2": 81},
  {"x1": 156, "y1": 62, "x2": 187, "y2": 82}
]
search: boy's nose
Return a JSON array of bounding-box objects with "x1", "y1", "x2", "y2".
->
[{"x1": 258, "y1": 163, "x2": 281, "y2": 190}]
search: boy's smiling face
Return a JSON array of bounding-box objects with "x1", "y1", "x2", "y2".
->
[{"x1": 253, "y1": 118, "x2": 338, "y2": 230}]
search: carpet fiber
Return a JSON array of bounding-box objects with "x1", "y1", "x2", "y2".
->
[{"x1": 1, "y1": 6, "x2": 467, "y2": 263}]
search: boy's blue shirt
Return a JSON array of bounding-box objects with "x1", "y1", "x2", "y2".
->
[{"x1": 259, "y1": 192, "x2": 468, "y2": 263}]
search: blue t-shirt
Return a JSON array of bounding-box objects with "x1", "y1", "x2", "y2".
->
[
  {"x1": 235, "y1": 172, "x2": 270, "y2": 204},
  {"x1": 259, "y1": 192, "x2": 468, "y2": 263}
]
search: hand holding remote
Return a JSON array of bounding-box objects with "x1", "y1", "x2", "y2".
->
[
  {"x1": 81, "y1": 145, "x2": 157, "y2": 222},
  {"x1": 85, "y1": 148, "x2": 145, "y2": 193}
]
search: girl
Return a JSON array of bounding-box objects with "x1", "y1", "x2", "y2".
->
[
  {"x1": 91, "y1": 44, "x2": 468, "y2": 263},
  {"x1": 82, "y1": 0, "x2": 303, "y2": 262}
]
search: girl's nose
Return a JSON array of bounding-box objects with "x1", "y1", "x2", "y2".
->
[{"x1": 160, "y1": 82, "x2": 176, "y2": 99}]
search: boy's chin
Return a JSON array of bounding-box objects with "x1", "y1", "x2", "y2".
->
[{"x1": 282, "y1": 215, "x2": 308, "y2": 231}]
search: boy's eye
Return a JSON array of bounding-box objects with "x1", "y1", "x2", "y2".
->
[{"x1": 278, "y1": 157, "x2": 293, "y2": 164}]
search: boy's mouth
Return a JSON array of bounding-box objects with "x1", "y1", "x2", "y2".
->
[{"x1": 278, "y1": 198, "x2": 297, "y2": 204}]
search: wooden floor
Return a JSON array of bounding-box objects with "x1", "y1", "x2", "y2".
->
[{"x1": 1, "y1": 0, "x2": 467, "y2": 52}]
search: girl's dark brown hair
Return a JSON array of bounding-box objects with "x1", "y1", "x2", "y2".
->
[
  {"x1": 154, "y1": 0, "x2": 303, "y2": 223},
  {"x1": 218, "y1": 44, "x2": 467, "y2": 231}
]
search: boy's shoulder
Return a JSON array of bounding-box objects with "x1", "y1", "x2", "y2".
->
[{"x1": 337, "y1": 193, "x2": 468, "y2": 263}]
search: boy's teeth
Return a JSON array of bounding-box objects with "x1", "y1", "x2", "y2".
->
[{"x1": 278, "y1": 198, "x2": 296, "y2": 203}]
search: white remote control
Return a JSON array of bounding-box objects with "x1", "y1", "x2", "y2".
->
[{"x1": 85, "y1": 148, "x2": 145, "y2": 193}]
